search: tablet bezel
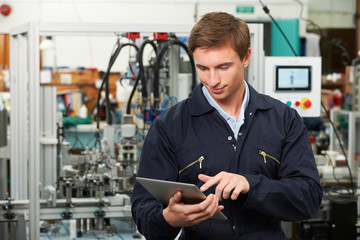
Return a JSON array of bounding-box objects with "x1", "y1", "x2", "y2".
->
[{"x1": 136, "y1": 177, "x2": 227, "y2": 220}]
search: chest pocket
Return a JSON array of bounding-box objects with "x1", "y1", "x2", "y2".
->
[
  {"x1": 252, "y1": 143, "x2": 281, "y2": 180},
  {"x1": 179, "y1": 155, "x2": 205, "y2": 175},
  {"x1": 258, "y1": 150, "x2": 280, "y2": 165},
  {"x1": 176, "y1": 148, "x2": 209, "y2": 183}
]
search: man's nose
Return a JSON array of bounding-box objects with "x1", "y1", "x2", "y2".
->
[{"x1": 208, "y1": 70, "x2": 220, "y2": 86}]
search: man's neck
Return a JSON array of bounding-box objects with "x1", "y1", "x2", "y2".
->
[{"x1": 215, "y1": 86, "x2": 245, "y2": 120}]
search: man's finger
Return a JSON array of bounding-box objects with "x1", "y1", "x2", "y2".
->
[
  {"x1": 217, "y1": 205, "x2": 225, "y2": 212},
  {"x1": 200, "y1": 176, "x2": 220, "y2": 192},
  {"x1": 169, "y1": 191, "x2": 182, "y2": 204},
  {"x1": 222, "y1": 182, "x2": 237, "y2": 199},
  {"x1": 198, "y1": 174, "x2": 211, "y2": 183},
  {"x1": 215, "y1": 179, "x2": 230, "y2": 201},
  {"x1": 189, "y1": 194, "x2": 220, "y2": 224},
  {"x1": 192, "y1": 194, "x2": 216, "y2": 214},
  {"x1": 230, "y1": 185, "x2": 242, "y2": 200}
]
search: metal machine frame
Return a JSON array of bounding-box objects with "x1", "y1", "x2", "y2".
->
[
  {"x1": 9, "y1": 22, "x2": 263, "y2": 240},
  {"x1": 329, "y1": 109, "x2": 360, "y2": 180}
]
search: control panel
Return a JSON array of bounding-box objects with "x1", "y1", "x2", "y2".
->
[{"x1": 264, "y1": 57, "x2": 321, "y2": 117}]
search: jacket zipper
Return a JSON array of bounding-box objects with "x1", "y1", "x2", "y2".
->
[
  {"x1": 178, "y1": 156, "x2": 204, "y2": 175},
  {"x1": 259, "y1": 150, "x2": 280, "y2": 165},
  {"x1": 232, "y1": 144, "x2": 236, "y2": 152}
]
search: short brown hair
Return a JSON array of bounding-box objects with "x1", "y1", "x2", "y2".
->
[{"x1": 188, "y1": 12, "x2": 250, "y2": 60}]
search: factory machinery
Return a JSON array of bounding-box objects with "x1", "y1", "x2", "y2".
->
[
  {"x1": 3, "y1": 20, "x2": 349, "y2": 240},
  {"x1": 0, "y1": 22, "x2": 203, "y2": 240}
]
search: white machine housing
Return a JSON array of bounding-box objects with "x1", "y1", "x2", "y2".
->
[{"x1": 264, "y1": 57, "x2": 322, "y2": 117}]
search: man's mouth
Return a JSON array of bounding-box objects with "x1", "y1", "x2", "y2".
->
[{"x1": 210, "y1": 86, "x2": 225, "y2": 94}]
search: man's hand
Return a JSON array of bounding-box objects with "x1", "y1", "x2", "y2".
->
[
  {"x1": 163, "y1": 191, "x2": 224, "y2": 227},
  {"x1": 199, "y1": 172, "x2": 250, "y2": 201}
]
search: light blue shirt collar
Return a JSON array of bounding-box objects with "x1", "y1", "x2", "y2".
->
[{"x1": 202, "y1": 81, "x2": 250, "y2": 140}]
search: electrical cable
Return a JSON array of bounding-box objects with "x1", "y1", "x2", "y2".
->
[
  {"x1": 119, "y1": 76, "x2": 132, "y2": 85},
  {"x1": 105, "y1": 43, "x2": 139, "y2": 125},
  {"x1": 260, "y1": 0, "x2": 355, "y2": 199},
  {"x1": 153, "y1": 37, "x2": 197, "y2": 110},
  {"x1": 292, "y1": 0, "x2": 322, "y2": 35},
  {"x1": 126, "y1": 72, "x2": 141, "y2": 115},
  {"x1": 60, "y1": 222, "x2": 70, "y2": 235},
  {"x1": 153, "y1": 40, "x2": 173, "y2": 109},
  {"x1": 292, "y1": 0, "x2": 351, "y2": 66},
  {"x1": 45, "y1": 231, "x2": 52, "y2": 240},
  {"x1": 328, "y1": 39, "x2": 351, "y2": 66},
  {"x1": 161, "y1": 96, "x2": 178, "y2": 110},
  {"x1": 68, "y1": 130, "x2": 84, "y2": 149},
  {"x1": 115, "y1": 232, "x2": 125, "y2": 240},
  {"x1": 132, "y1": 101, "x2": 142, "y2": 118},
  {"x1": 91, "y1": 232, "x2": 101, "y2": 240},
  {"x1": 323, "y1": 183, "x2": 353, "y2": 203},
  {"x1": 95, "y1": 41, "x2": 139, "y2": 128},
  {"x1": 126, "y1": 39, "x2": 157, "y2": 115},
  {"x1": 259, "y1": 0, "x2": 298, "y2": 57},
  {"x1": 139, "y1": 40, "x2": 158, "y2": 100},
  {"x1": 128, "y1": 62, "x2": 135, "y2": 77},
  {"x1": 95, "y1": 41, "x2": 121, "y2": 129},
  {"x1": 291, "y1": 0, "x2": 355, "y2": 197},
  {"x1": 325, "y1": 151, "x2": 340, "y2": 184}
]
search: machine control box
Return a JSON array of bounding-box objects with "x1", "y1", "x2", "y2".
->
[{"x1": 264, "y1": 57, "x2": 322, "y2": 117}]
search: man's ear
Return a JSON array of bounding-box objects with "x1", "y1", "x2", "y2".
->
[{"x1": 243, "y1": 48, "x2": 251, "y2": 68}]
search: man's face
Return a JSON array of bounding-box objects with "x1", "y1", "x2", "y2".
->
[{"x1": 193, "y1": 44, "x2": 251, "y2": 106}]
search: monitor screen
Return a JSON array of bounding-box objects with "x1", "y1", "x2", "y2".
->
[{"x1": 275, "y1": 66, "x2": 311, "y2": 91}]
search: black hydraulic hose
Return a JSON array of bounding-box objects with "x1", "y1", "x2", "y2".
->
[
  {"x1": 139, "y1": 40, "x2": 158, "y2": 100},
  {"x1": 153, "y1": 39, "x2": 197, "y2": 109},
  {"x1": 96, "y1": 43, "x2": 139, "y2": 128},
  {"x1": 96, "y1": 44, "x2": 121, "y2": 129},
  {"x1": 126, "y1": 72, "x2": 140, "y2": 115},
  {"x1": 126, "y1": 40, "x2": 157, "y2": 115},
  {"x1": 105, "y1": 43, "x2": 139, "y2": 125}
]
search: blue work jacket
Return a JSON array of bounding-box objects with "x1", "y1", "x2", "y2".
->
[{"x1": 132, "y1": 83, "x2": 323, "y2": 240}]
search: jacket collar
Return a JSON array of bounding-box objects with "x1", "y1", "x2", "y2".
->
[
  {"x1": 189, "y1": 82, "x2": 273, "y2": 117},
  {"x1": 247, "y1": 83, "x2": 273, "y2": 111},
  {"x1": 189, "y1": 83, "x2": 214, "y2": 116}
]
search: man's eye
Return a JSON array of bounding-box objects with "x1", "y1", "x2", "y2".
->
[{"x1": 198, "y1": 66, "x2": 207, "y2": 71}]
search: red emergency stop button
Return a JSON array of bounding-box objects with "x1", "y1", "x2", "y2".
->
[
  {"x1": 300, "y1": 98, "x2": 312, "y2": 109},
  {"x1": 304, "y1": 100, "x2": 312, "y2": 108}
]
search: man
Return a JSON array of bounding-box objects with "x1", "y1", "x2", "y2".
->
[{"x1": 132, "y1": 12, "x2": 323, "y2": 240}]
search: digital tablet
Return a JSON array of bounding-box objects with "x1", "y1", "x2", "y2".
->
[{"x1": 136, "y1": 177, "x2": 227, "y2": 220}]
